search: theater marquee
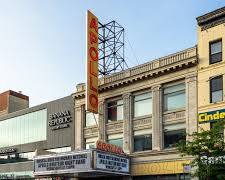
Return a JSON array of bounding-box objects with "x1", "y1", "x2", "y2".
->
[{"x1": 86, "y1": 10, "x2": 99, "y2": 114}]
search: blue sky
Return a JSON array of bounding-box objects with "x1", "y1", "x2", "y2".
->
[{"x1": 0, "y1": 0, "x2": 224, "y2": 106}]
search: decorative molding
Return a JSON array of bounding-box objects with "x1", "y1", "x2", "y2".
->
[
  {"x1": 106, "y1": 121, "x2": 123, "y2": 134},
  {"x1": 73, "y1": 46, "x2": 197, "y2": 98},
  {"x1": 197, "y1": 6, "x2": 225, "y2": 30},
  {"x1": 163, "y1": 110, "x2": 185, "y2": 123},
  {"x1": 133, "y1": 117, "x2": 152, "y2": 131},
  {"x1": 84, "y1": 126, "x2": 99, "y2": 138}
]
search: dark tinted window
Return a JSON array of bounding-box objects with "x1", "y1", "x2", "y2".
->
[
  {"x1": 210, "y1": 40, "x2": 222, "y2": 64},
  {"x1": 210, "y1": 76, "x2": 223, "y2": 103},
  {"x1": 134, "y1": 134, "x2": 152, "y2": 152},
  {"x1": 164, "y1": 129, "x2": 186, "y2": 149}
]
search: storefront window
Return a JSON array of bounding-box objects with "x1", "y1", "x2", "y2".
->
[
  {"x1": 46, "y1": 146, "x2": 71, "y2": 153},
  {"x1": 0, "y1": 109, "x2": 47, "y2": 148},
  {"x1": 134, "y1": 92, "x2": 152, "y2": 117},
  {"x1": 164, "y1": 129, "x2": 186, "y2": 149},
  {"x1": 0, "y1": 171, "x2": 34, "y2": 179},
  {"x1": 108, "y1": 138, "x2": 123, "y2": 148},
  {"x1": 107, "y1": 99, "x2": 123, "y2": 122},
  {"x1": 85, "y1": 112, "x2": 98, "y2": 126},
  {"x1": 0, "y1": 152, "x2": 35, "y2": 164},
  {"x1": 163, "y1": 83, "x2": 185, "y2": 111},
  {"x1": 134, "y1": 134, "x2": 152, "y2": 152}
]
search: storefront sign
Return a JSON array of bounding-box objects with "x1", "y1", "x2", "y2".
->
[
  {"x1": 48, "y1": 110, "x2": 72, "y2": 130},
  {"x1": 198, "y1": 108, "x2": 225, "y2": 123},
  {"x1": 34, "y1": 151, "x2": 91, "y2": 175},
  {"x1": 131, "y1": 160, "x2": 191, "y2": 175},
  {"x1": 86, "y1": 10, "x2": 99, "y2": 114},
  {"x1": 95, "y1": 151, "x2": 130, "y2": 173},
  {"x1": 0, "y1": 148, "x2": 17, "y2": 155},
  {"x1": 96, "y1": 140, "x2": 125, "y2": 155}
]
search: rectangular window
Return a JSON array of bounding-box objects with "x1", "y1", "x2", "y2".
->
[
  {"x1": 210, "y1": 40, "x2": 222, "y2": 64},
  {"x1": 85, "y1": 112, "x2": 98, "y2": 127},
  {"x1": 210, "y1": 76, "x2": 223, "y2": 103},
  {"x1": 134, "y1": 134, "x2": 152, "y2": 152},
  {"x1": 134, "y1": 92, "x2": 152, "y2": 117},
  {"x1": 0, "y1": 109, "x2": 47, "y2": 148},
  {"x1": 108, "y1": 138, "x2": 123, "y2": 148},
  {"x1": 85, "y1": 137, "x2": 98, "y2": 150},
  {"x1": 163, "y1": 83, "x2": 185, "y2": 111},
  {"x1": 107, "y1": 99, "x2": 123, "y2": 122},
  {"x1": 164, "y1": 129, "x2": 186, "y2": 149}
]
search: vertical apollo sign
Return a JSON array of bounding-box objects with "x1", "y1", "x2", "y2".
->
[{"x1": 86, "y1": 10, "x2": 99, "y2": 113}]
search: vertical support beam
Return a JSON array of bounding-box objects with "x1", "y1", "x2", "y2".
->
[
  {"x1": 185, "y1": 74, "x2": 198, "y2": 139},
  {"x1": 123, "y1": 93, "x2": 132, "y2": 154},
  {"x1": 98, "y1": 100, "x2": 106, "y2": 141},
  {"x1": 152, "y1": 85, "x2": 163, "y2": 150},
  {"x1": 75, "y1": 105, "x2": 85, "y2": 150}
]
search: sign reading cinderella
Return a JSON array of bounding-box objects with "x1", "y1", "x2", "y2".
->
[{"x1": 198, "y1": 108, "x2": 225, "y2": 123}]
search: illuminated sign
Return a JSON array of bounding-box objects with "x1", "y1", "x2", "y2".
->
[
  {"x1": 48, "y1": 110, "x2": 72, "y2": 130},
  {"x1": 95, "y1": 151, "x2": 130, "y2": 173},
  {"x1": 96, "y1": 140, "x2": 125, "y2": 155},
  {"x1": 198, "y1": 109, "x2": 225, "y2": 123},
  {"x1": 86, "y1": 10, "x2": 99, "y2": 114}
]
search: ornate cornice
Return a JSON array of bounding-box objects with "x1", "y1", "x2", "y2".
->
[
  {"x1": 197, "y1": 6, "x2": 225, "y2": 31},
  {"x1": 73, "y1": 46, "x2": 197, "y2": 99}
]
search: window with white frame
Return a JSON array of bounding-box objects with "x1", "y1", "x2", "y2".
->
[
  {"x1": 164, "y1": 123, "x2": 186, "y2": 149},
  {"x1": 85, "y1": 112, "x2": 98, "y2": 127},
  {"x1": 108, "y1": 134, "x2": 123, "y2": 148},
  {"x1": 134, "y1": 92, "x2": 152, "y2": 117},
  {"x1": 163, "y1": 83, "x2": 185, "y2": 111},
  {"x1": 85, "y1": 137, "x2": 98, "y2": 149},
  {"x1": 107, "y1": 99, "x2": 123, "y2": 122},
  {"x1": 133, "y1": 129, "x2": 152, "y2": 152}
]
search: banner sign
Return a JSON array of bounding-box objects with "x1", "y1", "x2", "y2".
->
[
  {"x1": 95, "y1": 151, "x2": 130, "y2": 174},
  {"x1": 198, "y1": 108, "x2": 225, "y2": 123},
  {"x1": 86, "y1": 10, "x2": 99, "y2": 113},
  {"x1": 34, "y1": 151, "x2": 91, "y2": 175}
]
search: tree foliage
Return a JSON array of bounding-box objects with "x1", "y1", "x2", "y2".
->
[{"x1": 177, "y1": 120, "x2": 225, "y2": 180}]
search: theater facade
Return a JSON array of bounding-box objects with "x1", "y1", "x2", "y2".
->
[{"x1": 0, "y1": 6, "x2": 225, "y2": 180}]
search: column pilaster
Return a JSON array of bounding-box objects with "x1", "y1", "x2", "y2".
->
[
  {"x1": 185, "y1": 74, "x2": 198, "y2": 140},
  {"x1": 152, "y1": 84, "x2": 163, "y2": 150},
  {"x1": 123, "y1": 93, "x2": 132, "y2": 154}
]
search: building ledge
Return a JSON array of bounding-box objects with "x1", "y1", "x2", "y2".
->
[{"x1": 73, "y1": 46, "x2": 197, "y2": 99}]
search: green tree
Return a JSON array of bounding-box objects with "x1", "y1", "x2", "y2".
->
[{"x1": 177, "y1": 120, "x2": 225, "y2": 180}]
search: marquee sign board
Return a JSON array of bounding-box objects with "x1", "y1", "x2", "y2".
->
[
  {"x1": 94, "y1": 151, "x2": 129, "y2": 174},
  {"x1": 34, "y1": 151, "x2": 92, "y2": 175},
  {"x1": 34, "y1": 150, "x2": 130, "y2": 177},
  {"x1": 86, "y1": 10, "x2": 99, "y2": 114}
]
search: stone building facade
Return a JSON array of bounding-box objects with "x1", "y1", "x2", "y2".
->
[{"x1": 73, "y1": 46, "x2": 198, "y2": 179}]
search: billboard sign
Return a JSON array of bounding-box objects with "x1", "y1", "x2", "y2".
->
[{"x1": 86, "y1": 10, "x2": 99, "y2": 114}]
